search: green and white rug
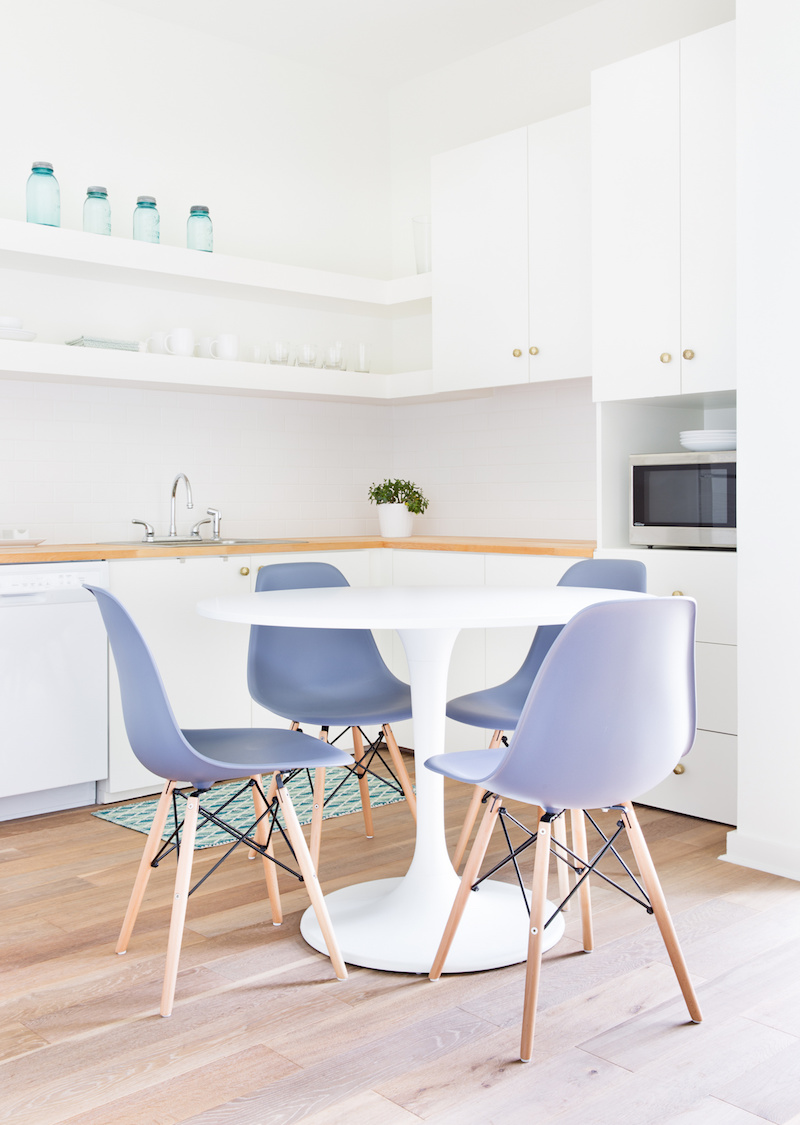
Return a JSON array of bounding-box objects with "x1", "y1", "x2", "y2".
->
[{"x1": 93, "y1": 769, "x2": 408, "y2": 849}]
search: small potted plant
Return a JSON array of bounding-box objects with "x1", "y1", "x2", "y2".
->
[{"x1": 368, "y1": 478, "x2": 429, "y2": 538}]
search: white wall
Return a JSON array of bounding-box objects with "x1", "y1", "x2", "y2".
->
[
  {"x1": 0, "y1": 0, "x2": 392, "y2": 277},
  {"x1": 724, "y1": 0, "x2": 800, "y2": 881},
  {"x1": 388, "y1": 0, "x2": 735, "y2": 274},
  {"x1": 391, "y1": 378, "x2": 596, "y2": 540}
]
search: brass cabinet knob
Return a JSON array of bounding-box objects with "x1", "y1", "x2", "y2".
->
[
  {"x1": 529, "y1": 346, "x2": 539, "y2": 356},
  {"x1": 671, "y1": 590, "x2": 684, "y2": 597},
  {"x1": 512, "y1": 348, "x2": 522, "y2": 357},
  {"x1": 673, "y1": 763, "x2": 686, "y2": 775},
  {"x1": 659, "y1": 352, "x2": 672, "y2": 364},
  {"x1": 240, "y1": 566, "x2": 250, "y2": 577},
  {"x1": 682, "y1": 349, "x2": 695, "y2": 360}
]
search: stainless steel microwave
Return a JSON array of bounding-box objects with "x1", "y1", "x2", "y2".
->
[{"x1": 630, "y1": 450, "x2": 736, "y2": 549}]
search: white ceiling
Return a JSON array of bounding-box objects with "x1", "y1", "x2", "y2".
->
[{"x1": 103, "y1": 0, "x2": 602, "y2": 88}]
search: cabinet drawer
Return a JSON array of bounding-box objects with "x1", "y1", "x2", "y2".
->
[
  {"x1": 696, "y1": 641, "x2": 737, "y2": 735},
  {"x1": 635, "y1": 729, "x2": 737, "y2": 825}
]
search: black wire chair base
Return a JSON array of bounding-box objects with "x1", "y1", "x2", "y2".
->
[
  {"x1": 316, "y1": 725, "x2": 410, "y2": 807},
  {"x1": 150, "y1": 777, "x2": 305, "y2": 897},
  {"x1": 469, "y1": 801, "x2": 654, "y2": 931}
]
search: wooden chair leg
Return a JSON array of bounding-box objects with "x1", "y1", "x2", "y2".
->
[
  {"x1": 430, "y1": 793, "x2": 502, "y2": 980},
  {"x1": 452, "y1": 731, "x2": 503, "y2": 871},
  {"x1": 116, "y1": 780, "x2": 176, "y2": 955},
  {"x1": 621, "y1": 802, "x2": 702, "y2": 1024},
  {"x1": 250, "y1": 774, "x2": 282, "y2": 926},
  {"x1": 310, "y1": 767, "x2": 326, "y2": 871},
  {"x1": 160, "y1": 792, "x2": 199, "y2": 1018},
  {"x1": 275, "y1": 777, "x2": 347, "y2": 981},
  {"x1": 570, "y1": 809, "x2": 593, "y2": 952},
  {"x1": 519, "y1": 812, "x2": 554, "y2": 1062},
  {"x1": 382, "y1": 723, "x2": 416, "y2": 821},
  {"x1": 350, "y1": 725, "x2": 375, "y2": 839},
  {"x1": 552, "y1": 813, "x2": 571, "y2": 911}
]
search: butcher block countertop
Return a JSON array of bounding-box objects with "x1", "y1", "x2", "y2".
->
[{"x1": 0, "y1": 535, "x2": 596, "y2": 565}]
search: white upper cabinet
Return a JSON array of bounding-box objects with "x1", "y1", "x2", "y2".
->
[
  {"x1": 432, "y1": 127, "x2": 530, "y2": 392},
  {"x1": 592, "y1": 21, "x2": 735, "y2": 402},
  {"x1": 432, "y1": 108, "x2": 591, "y2": 393},
  {"x1": 528, "y1": 108, "x2": 591, "y2": 384}
]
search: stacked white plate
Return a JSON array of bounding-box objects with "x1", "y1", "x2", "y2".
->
[{"x1": 679, "y1": 429, "x2": 736, "y2": 452}]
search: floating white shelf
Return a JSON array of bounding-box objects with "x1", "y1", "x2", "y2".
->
[
  {"x1": 0, "y1": 218, "x2": 432, "y2": 314},
  {"x1": 0, "y1": 340, "x2": 453, "y2": 404}
]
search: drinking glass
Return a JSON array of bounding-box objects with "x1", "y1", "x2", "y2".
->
[
  {"x1": 268, "y1": 341, "x2": 291, "y2": 365},
  {"x1": 352, "y1": 342, "x2": 369, "y2": 373},
  {"x1": 322, "y1": 341, "x2": 345, "y2": 370},
  {"x1": 295, "y1": 343, "x2": 317, "y2": 368}
]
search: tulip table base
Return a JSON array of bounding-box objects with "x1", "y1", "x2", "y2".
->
[{"x1": 300, "y1": 873, "x2": 565, "y2": 974}]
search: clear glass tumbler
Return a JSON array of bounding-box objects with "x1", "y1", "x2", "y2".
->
[
  {"x1": 83, "y1": 186, "x2": 111, "y2": 235},
  {"x1": 26, "y1": 162, "x2": 60, "y2": 226},
  {"x1": 187, "y1": 205, "x2": 213, "y2": 251},
  {"x1": 133, "y1": 196, "x2": 160, "y2": 243}
]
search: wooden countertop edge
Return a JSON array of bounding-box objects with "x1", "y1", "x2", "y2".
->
[{"x1": 0, "y1": 535, "x2": 597, "y2": 565}]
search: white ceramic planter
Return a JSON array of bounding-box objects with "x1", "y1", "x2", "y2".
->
[{"x1": 377, "y1": 502, "x2": 414, "y2": 538}]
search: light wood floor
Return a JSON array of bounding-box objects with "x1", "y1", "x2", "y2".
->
[{"x1": 2, "y1": 772, "x2": 800, "y2": 1125}]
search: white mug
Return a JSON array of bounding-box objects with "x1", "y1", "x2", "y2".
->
[
  {"x1": 0, "y1": 315, "x2": 23, "y2": 330},
  {"x1": 164, "y1": 327, "x2": 195, "y2": 358},
  {"x1": 196, "y1": 335, "x2": 215, "y2": 359},
  {"x1": 146, "y1": 330, "x2": 169, "y2": 355},
  {"x1": 211, "y1": 333, "x2": 239, "y2": 361}
]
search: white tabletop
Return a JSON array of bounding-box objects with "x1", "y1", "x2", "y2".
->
[{"x1": 197, "y1": 584, "x2": 650, "y2": 631}]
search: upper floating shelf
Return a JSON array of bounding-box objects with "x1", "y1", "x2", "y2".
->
[{"x1": 0, "y1": 218, "x2": 432, "y2": 313}]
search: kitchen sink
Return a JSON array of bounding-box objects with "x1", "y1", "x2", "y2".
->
[{"x1": 102, "y1": 538, "x2": 308, "y2": 547}]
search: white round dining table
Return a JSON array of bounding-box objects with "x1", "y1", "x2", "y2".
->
[{"x1": 198, "y1": 583, "x2": 651, "y2": 974}]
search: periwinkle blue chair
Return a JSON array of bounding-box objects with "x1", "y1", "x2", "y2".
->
[
  {"x1": 247, "y1": 562, "x2": 416, "y2": 868},
  {"x1": 447, "y1": 557, "x2": 647, "y2": 870},
  {"x1": 427, "y1": 596, "x2": 702, "y2": 1062},
  {"x1": 85, "y1": 584, "x2": 349, "y2": 1018}
]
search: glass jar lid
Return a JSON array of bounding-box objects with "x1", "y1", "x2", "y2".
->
[
  {"x1": 136, "y1": 195, "x2": 157, "y2": 204},
  {"x1": 189, "y1": 205, "x2": 209, "y2": 214},
  {"x1": 31, "y1": 161, "x2": 53, "y2": 170},
  {"x1": 87, "y1": 185, "x2": 108, "y2": 195}
]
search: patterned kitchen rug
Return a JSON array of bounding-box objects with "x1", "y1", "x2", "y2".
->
[{"x1": 93, "y1": 768, "x2": 409, "y2": 849}]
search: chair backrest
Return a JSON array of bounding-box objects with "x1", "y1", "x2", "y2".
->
[
  {"x1": 84, "y1": 584, "x2": 215, "y2": 785},
  {"x1": 488, "y1": 596, "x2": 697, "y2": 812},
  {"x1": 511, "y1": 557, "x2": 648, "y2": 687},
  {"x1": 247, "y1": 561, "x2": 393, "y2": 720}
]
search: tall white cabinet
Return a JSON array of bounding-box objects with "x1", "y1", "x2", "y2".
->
[
  {"x1": 431, "y1": 107, "x2": 591, "y2": 393},
  {"x1": 592, "y1": 21, "x2": 736, "y2": 401}
]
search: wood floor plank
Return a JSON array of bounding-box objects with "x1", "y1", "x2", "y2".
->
[{"x1": 710, "y1": 1039, "x2": 800, "y2": 1123}]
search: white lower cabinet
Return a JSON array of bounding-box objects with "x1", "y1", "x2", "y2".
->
[
  {"x1": 595, "y1": 547, "x2": 737, "y2": 824},
  {"x1": 636, "y1": 730, "x2": 737, "y2": 826},
  {"x1": 100, "y1": 555, "x2": 254, "y2": 802}
]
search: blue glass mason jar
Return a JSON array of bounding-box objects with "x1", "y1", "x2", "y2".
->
[
  {"x1": 133, "y1": 196, "x2": 159, "y2": 243},
  {"x1": 186, "y1": 204, "x2": 213, "y2": 252},
  {"x1": 26, "y1": 162, "x2": 60, "y2": 227},
  {"x1": 83, "y1": 186, "x2": 111, "y2": 236}
]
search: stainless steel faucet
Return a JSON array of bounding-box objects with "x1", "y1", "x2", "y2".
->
[{"x1": 169, "y1": 472, "x2": 193, "y2": 537}]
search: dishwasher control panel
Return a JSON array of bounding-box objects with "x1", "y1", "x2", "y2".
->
[{"x1": 0, "y1": 561, "x2": 109, "y2": 599}]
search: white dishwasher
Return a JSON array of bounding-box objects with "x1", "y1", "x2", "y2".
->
[{"x1": 0, "y1": 560, "x2": 109, "y2": 821}]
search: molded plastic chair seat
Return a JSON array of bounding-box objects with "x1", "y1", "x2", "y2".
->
[
  {"x1": 427, "y1": 596, "x2": 702, "y2": 1062},
  {"x1": 247, "y1": 561, "x2": 417, "y2": 862},
  {"x1": 84, "y1": 584, "x2": 349, "y2": 1018}
]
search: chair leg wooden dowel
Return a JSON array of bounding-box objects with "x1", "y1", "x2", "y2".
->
[
  {"x1": 351, "y1": 725, "x2": 374, "y2": 839},
  {"x1": 552, "y1": 813, "x2": 571, "y2": 910},
  {"x1": 251, "y1": 774, "x2": 282, "y2": 925},
  {"x1": 160, "y1": 792, "x2": 199, "y2": 1018},
  {"x1": 621, "y1": 802, "x2": 702, "y2": 1024},
  {"x1": 116, "y1": 780, "x2": 176, "y2": 955},
  {"x1": 310, "y1": 767, "x2": 326, "y2": 872},
  {"x1": 520, "y1": 814, "x2": 553, "y2": 1062},
  {"x1": 382, "y1": 723, "x2": 417, "y2": 821},
  {"x1": 452, "y1": 731, "x2": 502, "y2": 870},
  {"x1": 570, "y1": 809, "x2": 594, "y2": 952},
  {"x1": 430, "y1": 793, "x2": 502, "y2": 980},
  {"x1": 276, "y1": 778, "x2": 347, "y2": 981}
]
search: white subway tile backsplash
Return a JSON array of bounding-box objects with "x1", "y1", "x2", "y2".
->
[{"x1": 0, "y1": 376, "x2": 596, "y2": 544}]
